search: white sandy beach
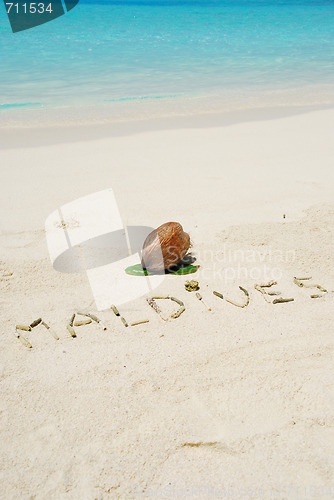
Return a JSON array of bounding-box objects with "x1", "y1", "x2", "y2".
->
[{"x1": 1, "y1": 107, "x2": 334, "y2": 498}]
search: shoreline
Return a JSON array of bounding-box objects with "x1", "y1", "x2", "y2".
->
[
  {"x1": 1, "y1": 80, "x2": 334, "y2": 144},
  {"x1": 1, "y1": 100, "x2": 334, "y2": 149}
]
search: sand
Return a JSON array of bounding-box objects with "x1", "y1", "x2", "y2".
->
[{"x1": 1, "y1": 107, "x2": 334, "y2": 498}]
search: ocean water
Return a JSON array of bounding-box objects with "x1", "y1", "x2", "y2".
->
[{"x1": 1, "y1": 0, "x2": 334, "y2": 117}]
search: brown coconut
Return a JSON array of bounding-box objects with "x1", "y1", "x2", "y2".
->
[{"x1": 141, "y1": 222, "x2": 190, "y2": 272}]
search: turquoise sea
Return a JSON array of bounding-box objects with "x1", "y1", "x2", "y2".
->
[{"x1": 1, "y1": 0, "x2": 334, "y2": 116}]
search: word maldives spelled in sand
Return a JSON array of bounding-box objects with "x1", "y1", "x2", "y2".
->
[{"x1": 12, "y1": 276, "x2": 330, "y2": 349}]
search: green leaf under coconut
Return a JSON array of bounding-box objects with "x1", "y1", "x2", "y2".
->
[{"x1": 125, "y1": 263, "x2": 199, "y2": 276}]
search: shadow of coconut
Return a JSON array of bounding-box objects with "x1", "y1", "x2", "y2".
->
[{"x1": 53, "y1": 225, "x2": 155, "y2": 274}]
